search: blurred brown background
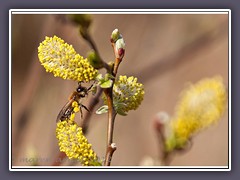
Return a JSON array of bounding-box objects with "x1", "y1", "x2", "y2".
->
[{"x1": 12, "y1": 13, "x2": 229, "y2": 166}]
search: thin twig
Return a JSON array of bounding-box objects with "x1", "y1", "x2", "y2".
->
[
  {"x1": 81, "y1": 27, "x2": 120, "y2": 166},
  {"x1": 80, "y1": 87, "x2": 103, "y2": 134},
  {"x1": 82, "y1": 29, "x2": 111, "y2": 72},
  {"x1": 103, "y1": 87, "x2": 117, "y2": 166},
  {"x1": 104, "y1": 88, "x2": 117, "y2": 145},
  {"x1": 56, "y1": 15, "x2": 111, "y2": 72},
  {"x1": 113, "y1": 58, "x2": 122, "y2": 77},
  {"x1": 155, "y1": 122, "x2": 192, "y2": 166},
  {"x1": 162, "y1": 151, "x2": 171, "y2": 166},
  {"x1": 104, "y1": 143, "x2": 117, "y2": 166},
  {"x1": 154, "y1": 124, "x2": 171, "y2": 166},
  {"x1": 103, "y1": 55, "x2": 123, "y2": 166}
]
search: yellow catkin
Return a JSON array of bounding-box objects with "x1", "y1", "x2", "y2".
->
[
  {"x1": 166, "y1": 76, "x2": 227, "y2": 151},
  {"x1": 56, "y1": 120, "x2": 101, "y2": 166},
  {"x1": 55, "y1": 101, "x2": 101, "y2": 166},
  {"x1": 104, "y1": 75, "x2": 144, "y2": 115},
  {"x1": 38, "y1": 36, "x2": 98, "y2": 82}
]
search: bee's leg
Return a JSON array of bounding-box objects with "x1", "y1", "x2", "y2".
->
[
  {"x1": 79, "y1": 106, "x2": 83, "y2": 119},
  {"x1": 80, "y1": 104, "x2": 90, "y2": 112},
  {"x1": 87, "y1": 83, "x2": 95, "y2": 91},
  {"x1": 79, "y1": 104, "x2": 90, "y2": 119}
]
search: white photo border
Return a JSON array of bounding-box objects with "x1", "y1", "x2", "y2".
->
[{"x1": 9, "y1": 9, "x2": 231, "y2": 171}]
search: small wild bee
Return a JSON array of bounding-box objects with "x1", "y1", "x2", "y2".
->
[{"x1": 56, "y1": 82, "x2": 94, "y2": 122}]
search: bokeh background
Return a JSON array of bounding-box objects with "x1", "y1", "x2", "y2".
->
[{"x1": 11, "y1": 13, "x2": 229, "y2": 166}]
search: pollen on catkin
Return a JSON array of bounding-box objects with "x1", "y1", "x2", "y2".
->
[
  {"x1": 55, "y1": 101, "x2": 101, "y2": 166},
  {"x1": 56, "y1": 121, "x2": 101, "y2": 166},
  {"x1": 166, "y1": 76, "x2": 227, "y2": 151},
  {"x1": 38, "y1": 36, "x2": 98, "y2": 82},
  {"x1": 105, "y1": 75, "x2": 144, "y2": 115}
]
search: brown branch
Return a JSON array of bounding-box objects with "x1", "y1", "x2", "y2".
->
[
  {"x1": 113, "y1": 58, "x2": 122, "y2": 77},
  {"x1": 81, "y1": 29, "x2": 111, "y2": 72},
  {"x1": 152, "y1": 112, "x2": 172, "y2": 166},
  {"x1": 104, "y1": 88, "x2": 117, "y2": 145},
  {"x1": 80, "y1": 87, "x2": 103, "y2": 134},
  {"x1": 103, "y1": 48, "x2": 123, "y2": 166},
  {"x1": 103, "y1": 87, "x2": 117, "y2": 166},
  {"x1": 104, "y1": 143, "x2": 117, "y2": 166},
  {"x1": 55, "y1": 15, "x2": 111, "y2": 72},
  {"x1": 155, "y1": 130, "x2": 171, "y2": 166},
  {"x1": 153, "y1": 113, "x2": 193, "y2": 166},
  {"x1": 80, "y1": 27, "x2": 122, "y2": 166}
]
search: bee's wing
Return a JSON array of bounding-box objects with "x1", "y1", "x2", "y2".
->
[{"x1": 56, "y1": 100, "x2": 73, "y2": 122}]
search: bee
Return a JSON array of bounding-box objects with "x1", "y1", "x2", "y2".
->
[{"x1": 56, "y1": 82, "x2": 93, "y2": 122}]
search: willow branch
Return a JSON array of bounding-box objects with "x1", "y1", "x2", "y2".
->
[
  {"x1": 81, "y1": 29, "x2": 111, "y2": 72},
  {"x1": 105, "y1": 143, "x2": 117, "y2": 166},
  {"x1": 156, "y1": 130, "x2": 171, "y2": 166},
  {"x1": 113, "y1": 58, "x2": 122, "y2": 76},
  {"x1": 103, "y1": 85, "x2": 117, "y2": 166},
  {"x1": 103, "y1": 57, "x2": 122, "y2": 166},
  {"x1": 80, "y1": 87, "x2": 103, "y2": 134},
  {"x1": 105, "y1": 88, "x2": 117, "y2": 143}
]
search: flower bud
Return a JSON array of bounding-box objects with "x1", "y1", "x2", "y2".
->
[
  {"x1": 115, "y1": 38, "x2": 125, "y2": 59},
  {"x1": 110, "y1": 29, "x2": 120, "y2": 43},
  {"x1": 153, "y1": 112, "x2": 170, "y2": 132}
]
